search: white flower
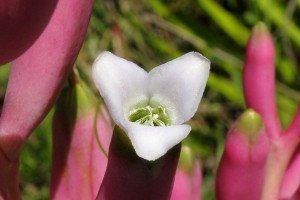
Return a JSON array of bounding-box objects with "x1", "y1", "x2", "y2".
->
[{"x1": 92, "y1": 51, "x2": 210, "y2": 161}]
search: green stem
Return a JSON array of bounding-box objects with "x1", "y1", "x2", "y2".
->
[{"x1": 93, "y1": 101, "x2": 108, "y2": 158}]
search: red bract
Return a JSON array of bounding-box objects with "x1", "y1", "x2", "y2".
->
[
  {"x1": 215, "y1": 110, "x2": 268, "y2": 200},
  {"x1": 51, "y1": 82, "x2": 112, "y2": 199},
  {"x1": 0, "y1": 0, "x2": 94, "y2": 197},
  {"x1": 243, "y1": 22, "x2": 281, "y2": 140},
  {"x1": 0, "y1": 0, "x2": 58, "y2": 65},
  {"x1": 97, "y1": 126, "x2": 180, "y2": 200}
]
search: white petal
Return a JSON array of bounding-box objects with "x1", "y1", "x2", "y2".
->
[
  {"x1": 126, "y1": 123, "x2": 191, "y2": 161},
  {"x1": 92, "y1": 51, "x2": 149, "y2": 128},
  {"x1": 148, "y1": 52, "x2": 210, "y2": 125}
]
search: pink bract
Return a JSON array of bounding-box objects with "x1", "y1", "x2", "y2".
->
[
  {"x1": 243, "y1": 22, "x2": 281, "y2": 140},
  {"x1": 51, "y1": 83, "x2": 112, "y2": 199},
  {"x1": 215, "y1": 110, "x2": 269, "y2": 200},
  {"x1": 97, "y1": 126, "x2": 180, "y2": 200},
  {"x1": 0, "y1": 0, "x2": 94, "y2": 198},
  {"x1": 0, "y1": 0, "x2": 58, "y2": 64}
]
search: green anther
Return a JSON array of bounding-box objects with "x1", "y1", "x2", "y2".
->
[{"x1": 129, "y1": 105, "x2": 170, "y2": 126}]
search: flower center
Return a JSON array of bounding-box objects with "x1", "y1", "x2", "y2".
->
[{"x1": 128, "y1": 105, "x2": 170, "y2": 126}]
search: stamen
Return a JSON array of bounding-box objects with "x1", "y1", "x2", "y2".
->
[{"x1": 128, "y1": 105, "x2": 170, "y2": 126}]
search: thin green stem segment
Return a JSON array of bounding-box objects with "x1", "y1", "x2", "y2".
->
[
  {"x1": 129, "y1": 105, "x2": 170, "y2": 126},
  {"x1": 94, "y1": 101, "x2": 108, "y2": 157}
]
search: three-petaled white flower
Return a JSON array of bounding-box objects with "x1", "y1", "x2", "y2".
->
[{"x1": 92, "y1": 51, "x2": 210, "y2": 161}]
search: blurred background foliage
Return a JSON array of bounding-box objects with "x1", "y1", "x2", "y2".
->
[{"x1": 0, "y1": 0, "x2": 300, "y2": 199}]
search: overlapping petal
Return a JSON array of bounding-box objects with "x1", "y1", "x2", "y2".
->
[
  {"x1": 92, "y1": 51, "x2": 149, "y2": 128},
  {"x1": 148, "y1": 52, "x2": 210, "y2": 124},
  {"x1": 126, "y1": 123, "x2": 191, "y2": 161}
]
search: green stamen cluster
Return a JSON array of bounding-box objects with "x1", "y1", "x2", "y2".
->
[{"x1": 129, "y1": 105, "x2": 170, "y2": 126}]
